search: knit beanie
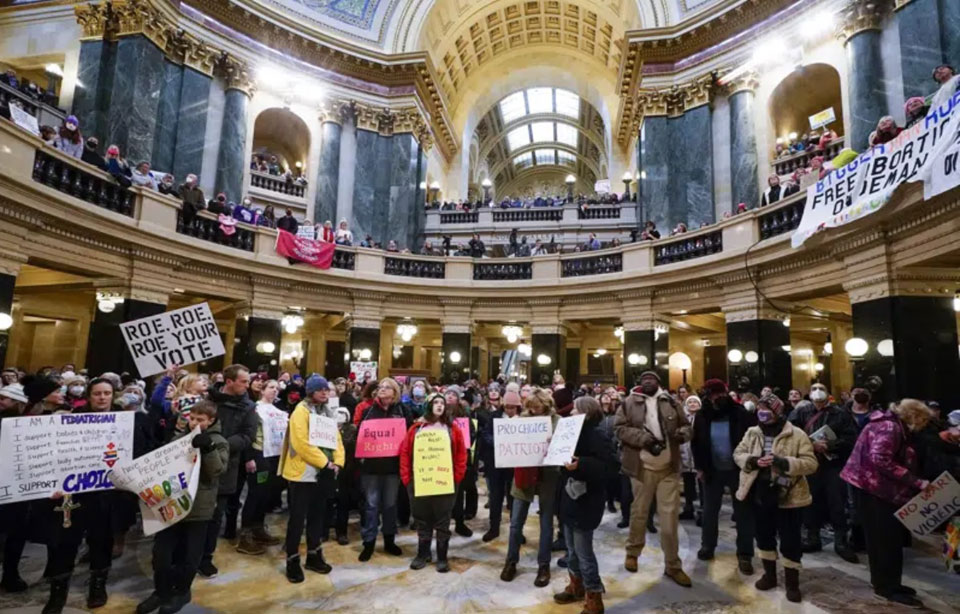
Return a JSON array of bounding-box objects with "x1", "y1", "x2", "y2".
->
[
  {"x1": 758, "y1": 393, "x2": 784, "y2": 415},
  {"x1": 0, "y1": 383, "x2": 27, "y2": 404},
  {"x1": 638, "y1": 370, "x2": 661, "y2": 383},
  {"x1": 305, "y1": 375, "x2": 330, "y2": 395},
  {"x1": 503, "y1": 390, "x2": 522, "y2": 407},
  {"x1": 23, "y1": 375, "x2": 59, "y2": 405},
  {"x1": 444, "y1": 385, "x2": 463, "y2": 401},
  {"x1": 703, "y1": 378, "x2": 728, "y2": 395}
]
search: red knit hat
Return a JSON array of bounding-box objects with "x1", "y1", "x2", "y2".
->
[{"x1": 703, "y1": 379, "x2": 728, "y2": 395}]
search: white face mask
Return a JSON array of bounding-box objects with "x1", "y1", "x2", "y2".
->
[
  {"x1": 810, "y1": 389, "x2": 827, "y2": 402},
  {"x1": 743, "y1": 400, "x2": 756, "y2": 413},
  {"x1": 65, "y1": 123, "x2": 77, "y2": 131},
  {"x1": 68, "y1": 385, "x2": 84, "y2": 397}
]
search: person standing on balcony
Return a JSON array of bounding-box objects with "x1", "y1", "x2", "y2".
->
[
  {"x1": 335, "y1": 219, "x2": 353, "y2": 245},
  {"x1": 318, "y1": 220, "x2": 334, "y2": 242},
  {"x1": 277, "y1": 208, "x2": 299, "y2": 235},
  {"x1": 179, "y1": 174, "x2": 205, "y2": 228},
  {"x1": 468, "y1": 233, "x2": 485, "y2": 258},
  {"x1": 81, "y1": 137, "x2": 105, "y2": 170},
  {"x1": 53, "y1": 115, "x2": 83, "y2": 159},
  {"x1": 131, "y1": 161, "x2": 157, "y2": 191}
]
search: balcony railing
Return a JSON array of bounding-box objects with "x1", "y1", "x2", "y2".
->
[
  {"x1": 578, "y1": 206, "x2": 622, "y2": 220},
  {"x1": 439, "y1": 211, "x2": 479, "y2": 224},
  {"x1": 332, "y1": 248, "x2": 356, "y2": 270},
  {"x1": 177, "y1": 211, "x2": 256, "y2": 251},
  {"x1": 473, "y1": 261, "x2": 532, "y2": 280},
  {"x1": 32, "y1": 148, "x2": 135, "y2": 216},
  {"x1": 493, "y1": 208, "x2": 563, "y2": 222},
  {"x1": 654, "y1": 231, "x2": 723, "y2": 266},
  {"x1": 561, "y1": 253, "x2": 623, "y2": 277},
  {"x1": 384, "y1": 256, "x2": 445, "y2": 278},
  {"x1": 250, "y1": 170, "x2": 305, "y2": 197},
  {"x1": 0, "y1": 82, "x2": 65, "y2": 126},
  {"x1": 759, "y1": 194, "x2": 806, "y2": 240},
  {"x1": 773, "y1": 138, "x2": 845, "y2": 177}
]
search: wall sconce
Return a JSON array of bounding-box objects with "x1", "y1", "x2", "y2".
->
[
  {"x1": 96, "y1": 292, "x2": 124, "y2": 314},
  {"x1": 0, "y1": 312, "x2": 11, "y2": 330},
  {"x1": 876, "y1": 339, "x2": 894, "y2": 357},
  {"x1": 627, "y1": 353, "x2": 648, "y2": 366},
  {"x1": 844, "y1": 337, "x2": 868, "y2": 358},
  {"x1": 449, "y1": 351, "x2": 462, "y2": 364},
  {"x1": 614, "y1": 326, "x2": 624, "y2": 341},
  {"x1": 727, "y1": 349, "x2": 743, "y2": 364},
  {"x1": 256, "y1": 341, "x2": 276, "y2": 354},
  {"x1": 744, "y1": 351, "x2": 759, "y2": 363},
  {"x1": 536, "y1": 354, "x2": 552, "y2": 366},
  {"x1": 359, "y1": 348, "x2": 373, "y2": 361}
]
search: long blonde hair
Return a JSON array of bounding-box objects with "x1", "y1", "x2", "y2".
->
[{"x1": 891, "y1": 398, "x2": 933, "y2": 432}]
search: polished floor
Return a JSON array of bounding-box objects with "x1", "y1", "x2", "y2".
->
[{"x1": 0, "y1": 488, "x2": 957, "y2": 614}]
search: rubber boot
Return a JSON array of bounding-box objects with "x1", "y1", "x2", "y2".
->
[
  {"x1": 87, "y1": 569, "x2": 108, "y2": 608},
  {"x1": 42, "y1": 577, "x2": 69, "y2": 614},
  {"x1": 436, "y1": 537, "x2": 450, "y2": 573},
  {"x1": 553, "y1": 572, "x2": 585, "y2": 603},
  {"x1": 784, "y1": 568, "x2": 802, "y2": 603},
  {"x1": 410, "y1": 536, "x2": 432, "y2": 570},
  {"x1": 754, "y1": 559, "x2": 777, "y2": 591}
]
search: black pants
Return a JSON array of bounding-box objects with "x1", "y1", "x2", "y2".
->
[
  {"x1": 452, "y1": 464, "x2": 478, "y2": 524},
  {"x1": 397, "y1": 477, "x2": 411, "y2": 526},
  {"x1": 856, "y1": 489, "x2": 905, "y2": 592},
  {"x1": 409, "y1": 485, "x2": 455, "y2": 544},
  {"x1": 152, "y1": 521, "x2": 207, "y2": 597},
  {"x1": 682, "y1": 472, "x2": 698, "y2": 513},
  {"x1": 46, "y1": 494, "x2": 113, "y2": 578},
  {"x1": 241, "y1": 453, "x2": 278, "y2": 529},
  {"x1": 285, "y1": 481, "x2": 330, "y2": 557},
  {"x1": 334, "y1": 466, "x2": 360, "y2": 536},
  {"x1": 1, "y1": 502, "x2": 30, "y2": 579},
  {"x1": 620, "y1": 474, "x2": 633, "y2": 522},
  {"x1": 224, "y1": 470, "x2": 246, "y2": 537},
  {"x1": 487, "y1": 468, "x2": 514, "y2": 531},
  {"x1": 702, "y1": 469, "x2": 755, "y2": 556},
  {"x1": 201, "y1": 495, "x2": 229, "y2": 564},
  {"x1": 754, "y1": 502, "x2": 803, "y2": 564},
  {"x1": 804, "y1": 463, "x2": 847, "y2": 538}
]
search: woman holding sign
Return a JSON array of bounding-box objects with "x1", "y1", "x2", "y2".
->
[{"x1": 399, "y1": 394, "x2": 467, "y2": 572}]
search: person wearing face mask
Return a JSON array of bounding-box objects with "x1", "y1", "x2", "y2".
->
[
  {"x1": 789, "y1": 383, "x2": 859, "y2": 563},
  {"x1": 691, "y1": 379, "x2": 757, "y2": 573},
  {"x1": 614, "y1": 371, "x2": 692, "y2": 586},
  {"x1": 232, "y1": 197, "x2": 256, "y2": 224},
  {"x1": 64, "y1": 377, "x2": 87, "y2": 411},
  {"x1": 53, "y1": 115, "x2": 83, "y2": 159},
  {"x1": 679, "y1": 395, "x2": 702, "y2": 522},
  {"x1": 734, "y1": 394, "x2": 818, "y2": 603},
  {"x1": 23, "y1": 375, "x2": 67, "y2": 415},
  {"x1": 178, "y1": 174, "x2": 205, "y2": 228},
  {"x1": 399, "y1": 393, "x2": 467, "y2": 572},
  {"x1": 403, "y1": 381, "x2": 429, "y2": 418}
]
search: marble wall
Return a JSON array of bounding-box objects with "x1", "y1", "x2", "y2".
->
[
  {"x1": 388, "y1": 133, "x2": 422, "y2": 250},
  {"x1": 200, "y1": 80, "x2": 225, "y2": 196},
  {"x1": 897, "y1": 0, "x2": 960, "y2": 100},
  {"x1": 711, "y1": 95, "x2": 732, "y2": 220},
  {"x1": 214, "y1": 88, "x2": 249, "y2": 202},
  {"x1": 638, "y1": 116, "x2": 670, "y2": 230},
  {"x1": 315, "y1": 121, "x2": 341, "y2": 224},
  {"x1": 337, "y1": 117, "x2": 357, "y2": 226},
  {"x1": 669, "y1": 105, "x2": 715, "y2": 229},
  {"x1": 729, "y1": 91, "x2": 759, "y2": 210},
  {"x1": 351, "y1": 128, "x2": 379, "y2": 242},
  {"x1": 172, "y1": 68, "x2": 212, "y2": 183},
  {"x1": 151, "y1": 60, "x2": 183, "y2": 173},
  {"x1": 105, "y1": 36, "x2": 165, "y2": 165},
  {"x1": 72, "y1": 40, "x2": 111, "y2": 144},
  {"x1": 846, "y1": 30, "x2": 888, "y2": 152}
]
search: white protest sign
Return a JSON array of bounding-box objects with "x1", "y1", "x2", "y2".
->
[
  {"x1": 10, "y1": 104, "x2": 39, "y2": 136},
  {"x1": 0, "y1": 412, "x2": 134, "y2": 503},
  {"x1": 808, "y1": 107, "x2": 836, "y2": 130},
  {"x1": 926, "y1": 118, "x2": 960, "y2": 199},
  {"x1": 327, "y1": 396, "x2": 340, "y2": 409},
  {"x1": 256, "y1": 405, "x2": 289, "y2": 458},
  {"x1": 543, "y1": 414, "x2": 585, "y2": 466},
  {"x1": 119, "y1": 302, "x2": 225, "y2": 377},
  {"x1": 493, "y1": 416, "x2": 552, "y2": 468},
  {"x1": 110, "y1": 429, "x2": 201, "y2": 536},
  {"x1": 350, "y1": 361, "x2": 378, "y2": 382},
  {"x1": 895, "y1": 471, "x2": 960, "y2": 538},
  {"x1": 308, "y1": 414, "x2": 339, "y2": 449},
  {"x1": 297, "y1": 225, "x2": 316, "y2": 240}
]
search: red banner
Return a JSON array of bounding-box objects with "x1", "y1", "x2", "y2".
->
[{"x1": 275, "y1": 229, "x2": 336, "y2": 270}]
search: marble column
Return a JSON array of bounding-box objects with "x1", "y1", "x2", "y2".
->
[
  {"x1": 841, "y1": 1, "x2": 890, "y2": 152},
  {"x1": 172, "y1": 68, "x2": 212, "y2": 183},
  {"x1": 442, "y1": 331, "x2": 472, "y2": 384},
  {"x1": 725, "y1": 318, "x2": 791, "y2": 395},
  {"x1": 348, "y1": 326, "x2": 381, "y2": 373},
  {"x1": 71, "y1": 39, "x2": 115, "y2": 145},
  {"x1": 105, "y1": 35, "x2": 165, "y2": 165},
  {"x1": 151, "y1": 60, "x2": 183, "y2": 174},
  {"x1": 638, "y1": 116, "x2": 670, "y2": 231},
  {"x1": 315, "y1": 119, "x2": 342, "y2": 224},
  {"x1": 850, "y1": 296, "x2": 960, "y2": 409},
  {"x1": 337, "y1": 115, "x2": 358, "y2": 229},
  {"x1": 388, "y1": 133, "x2": 424, "y2": 250},
  {"x1": 233, "y1": 316, "x2": 282, "y2": 378},
  {"x1": 0, "y1": 273, "x2": 14, "y2": 368},
  {"x1": 897, "y1": 0, "x2": 944, "y2": 99},
  {"x1": 86, "y1": 298, "x2": 167, "y2": 377},
  {"x1": 728, "y1": 75, "x2": 760, "y2": 211},
  {"x1": 941, "y1": 0, "x2": 960, "y2": 70},
  {"x1": 350, "y1": 128, "x2": 379, "y2": 240},
  {"x1": 214, "y1": 88, "x2": 250, "y2": 202},
  {"x1": 670, "y1": 105, "x2": 715, "y2": 229},
  {"x1": 622, "y1": 327, "x2": 669, "y2": 387},
  {"x1": 531, "y1": 332, "x2": 566, "y2": 388}
]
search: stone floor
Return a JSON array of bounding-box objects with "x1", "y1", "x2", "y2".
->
[{"x1": 0, "y1": 490, "x2": 957, "y2": 614}]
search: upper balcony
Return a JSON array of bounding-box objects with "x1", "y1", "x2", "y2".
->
[{"x1": 245, "y1": 169, "x2": 309, "y2": 217}]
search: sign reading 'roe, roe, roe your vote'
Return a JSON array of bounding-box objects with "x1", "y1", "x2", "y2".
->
[{"x1": 120, "y1": 303, "x2": 225, "y2": 377}]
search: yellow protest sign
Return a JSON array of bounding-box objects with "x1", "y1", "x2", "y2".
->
[{"x1": 413, "y1": 428, "x2": 455, "y2": 497}]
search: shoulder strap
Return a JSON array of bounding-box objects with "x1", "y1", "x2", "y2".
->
[{"x1": 803, "y1": 409, "x2": 826, "y2": 434}]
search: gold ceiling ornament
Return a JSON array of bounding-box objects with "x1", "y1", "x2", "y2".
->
[
  {"x1": 353, "y1": 103, "x2": 382, "y2": 132},
  {"x1": 75, "y1": 2, "x2": 114, "y2": 40},
  {"x1": 723, "y1": 69, "x2": 760, "y2": 96},
  {"x1": 836, "y1": 0, "x2": 893, "y2": 42},
  {"x1": 111, "y1": 0, "x2": 166, "y2": 45},
  {"x1": 614, "y1": 43, "x2": 644, "y2": 149},
  {"x1": 318, "y1": 99, "x2": 352, "y2": 126},
  {"x1": 215, "y1": 53, "x2": 256, "y2": 97}
]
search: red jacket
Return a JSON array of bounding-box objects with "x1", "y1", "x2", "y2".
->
[
  {"x1": 353, "y1": 399, "x2": 373, "y2": 426},
  {"x1": 399, "y1": 422, "x2": 467, "y2": 487}
]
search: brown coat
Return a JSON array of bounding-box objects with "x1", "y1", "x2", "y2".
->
[{"x1": 614, "y1": 388, "x2": 691, "y2": 479}]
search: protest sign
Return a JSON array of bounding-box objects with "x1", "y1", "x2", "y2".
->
[
  {"x1": 0, "y1": 412, "x2": 134, "y2": 503},
  {"x1": 454, "y1": 417, "x2": 471, "y2": 449},
  {"x1": 308, "y1": 414, "x2": 340, "y2": 450},
  {"x1": 296, "y1": 225, "x2": 316, "y2": 240},
  {"x1": 493, "y1": 416, "x2": 552, "y2": 468},
  {"x1": 792, "y1": 88, "x2": 960, "y2": 248},
  {"x1": 256, "y1": 405, "x2": 289, "y2": 458},
  {"x1": 349, "y1": 361, "x2": 378, "y2": 382},
  {"x1": 808, "y1": 107, "x2": 836, "y2": 130},
  {"x1": 895, "y1": 471, "x2": 960, "y2": 538},
  {"x1": 355, "y1": 417, "x2": 406, "y2": 458},
  {"x1": 413, "y1": 429, "x2": 455, "y2": 497},
  {"x1": 119, "y1": 302, "x2": 225, "y2": 377},
  {"x1": 110, "y1": 429, "x2": 201, "y2": 536},
  {"x1": 276, "y1": 229, "x2": 335, "y2": 269},
  {"x1": 543, "y1": 414, "x2": 586, "y2": 466},
  {"x1": 10, "y1": 104, "x2": 39, "y2": 136}
]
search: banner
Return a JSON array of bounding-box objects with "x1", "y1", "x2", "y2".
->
[
  {"x1": 119, "y1": 302, "x2": 225, "y2": 377},
  {"x1": 413, "y1": 429, "x2": 455, "y2": 497},
  {"x1": 355, "y1": 417, "x2": 406, "y2": 458},
  {"x1": 109, "y1": 430, "x2": 201, "y2": 536},
  {"x1": 543, "y1": 414, "x2": 585, "y2": 466},
  {"x1": 256, "y1": 405, "x2": 289, "y2": 458},
  {"x1": 275, "y1": 229, "x2": 335, "y2": 269},
  {"x1": 895, "y1": 471, "x2": 960, "y2": 538},
  {"x1": 792, "y1": 89, "x2": 960, "y2": 248},
  {"x1": 349, "y1": 361, "x2": 378, "y2": 382},
  {"x1": 493, "y1": 416, "x2": 552, "y2": 468},
  {"x1": 453, "y1": 417, "x2": 471, "y2": 449},
  {"x1": 308, "y1": 414, "x2": 339, "y2": 449},
  {"x1": 0, "y1": 412, "x2": 135, "y2": 503},
  {"x1": 10, "y1": 104, "x2": 39, "y2": 136}
]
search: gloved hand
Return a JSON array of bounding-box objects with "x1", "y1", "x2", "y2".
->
[
  {"x1": 744, "y1": 456, "x2": 760, "y2": 471},
  {"x1": 772, "y1": 456, "x2": 790, "y2": 473},
  {"x1": 192, "y1": 432, "x2": 213, "y2": 452}
]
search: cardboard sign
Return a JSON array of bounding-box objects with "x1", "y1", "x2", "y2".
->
[
  {"x1": 119, "y1": 302, "x2": 225, "y2": 377},
  {"x1": 10, "y1": 103, "x2": 39, "y2": 136},
  {"x1": 895, "y1": 471, "x2": 960, "y2": 537},
  {"x1": 355, "y1": 417, "x2": 406, "y2": 458},
  {"x1": 296, "y1": 225, "x2": 316, "y2": 240},
  {"x1": 413, "y1": 428, "x2": 455, "y2": 497},
  {"x1": 110, "y1": 429, "x2": 201, "y2": 536},
  {"x1": 350, "y1": 361, "x2": 378, "y2": 382},
  {"x1": 256, "y1": 404, "x2": 289, "y2": 458},
  {"x1": 808, "y1": 107, "x2": 836, "y2": 130},
  {"x1": 493, "y1": 416, "x2": 552, "y2": 468},
  {"x1": 308, "y1": 414, "x2": 339, "y2": 450},
  {"x1": 454, "y1": 417, "x2": 471, "y2": 449},
  {"x1": 0, "y1": 412, "x2": 135, "y2": 503},
  {"x1": 543, "y1": 414, "x2": 585, "y2": 466}
]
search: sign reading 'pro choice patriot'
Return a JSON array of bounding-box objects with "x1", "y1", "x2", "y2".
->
[{"x1": 493, "y1": 417, "x2": 552, "y2": 468}]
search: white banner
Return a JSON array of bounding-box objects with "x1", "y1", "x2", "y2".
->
[
  {"x1": 119, "y1": 302, "x2": 225, "y2": 377},
  {"x1": 308, "y1": 414, "x2": 339, "y2": 449},
  {"x1": 542, "y1": 414, "x2": 585, "y2": 466},
  {"x1": 110, "y1": 430, "x2": 201, "y2": 536},
  {"x1": 895, "y1": 472, "x2": 960, "y2": 538},
  {"x1": 0, "y1": 412, "x2": 135, "y2": 503},
  {"x1": 256, "y1": 405, "x2": 289, "y2": 458},
  {"x1": 10, "y1": 104, "x2": 39, "y2": 136},
  {"x1": 792, "y1": 89, "x2": 960, "y2": 248},
  {"x1": 493, "y1": 416, "x2": 552, "y2": 468}
]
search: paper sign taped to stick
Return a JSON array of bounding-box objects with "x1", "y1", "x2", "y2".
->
[
  {"x1": 895, "y1": 471, "x2": 960, "y2": 537},
  {"x1": 543, "y1": 414, "x2": 585, "y2": 466},
  {"x1": 110, "y1": 429, "x2": 201, "y2": 536},
  {"x1": 257, "y1": 405, "x2": 289, "y2": 458},
  {"x1": 454, "y1": 417, "x2": 471, "y2": 449},
  {"x1": 413, "y1": 429, "x2": 455, "y2": 497},
  {"x1": 0, "y1": 412, "x2": 134, "y2": 503},
  {"x1": 355, "y1": 418, "x2": 406, "y2": 458},
  {"x1": 119, "y1": 302, "x2": 225, "y2": 377},
  {"x1": 308, "y1": 414, "x2": 339, "y2": 450},
  {"x1": 493, "y1": 416, "x2": 552, "y2": 468}
]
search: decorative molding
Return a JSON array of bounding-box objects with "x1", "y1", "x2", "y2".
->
[
  {"x1": 633, "y1": 74, "x2": 716, "y2": 120},
  {"x1": 344, "y1": 316, "x2": 383, "y2": 330},
  {"x1": 215, "y1": 53, "x2": 256, "y2": 97},
  {"x1": 622, "y1": 318, "x2": 670, "y2": 332},
  {"x1": 724, "y1": 70, "x2": 760, "y2": 96},
  {"x1": 531, "y1": 324, "x2": 565, "y2": 335},
  {"x1": 843, "y1": 269, "x2": 960, "y2": 304},
  {"x1": 442, "y1": 323, "x2": 472, "y2": 334},
  {"x1": 837, "y1": 0, "x2": 892, "y2": 42},
  {"x1": 723, "y1": 304, "x2": 790, "y2": 323},
  {"x1": 235, "y1": 306, "x2": 286, "y2": 320}
]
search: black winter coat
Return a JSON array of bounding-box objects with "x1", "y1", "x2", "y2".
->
[
  {"x1": 692, "y1": 395, "x2": 757, "y2": 478},
  {"x1": 788, "y1": 402, "x2": 857, "y2": 468},
  {"x1": 559, "y1": 415, "x2": 618, "y2": 531},
  {"x1": 209, "y1": 389, "x2": 257, "y2": 494}
]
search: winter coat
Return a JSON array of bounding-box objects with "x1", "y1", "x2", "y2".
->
[
  {"x1": 841, "y1": 410, "x2": 925, "y2": 506},
  {"x1": 789, "y1": 401, "x2": 858, "y2": 468},
  {"x1": 559, "y1": 415, "x2": 618, "y2": 531},
  {"x1": 614, "y1": 387, "x2": 691, "y2": 479},
  {"x1": 398, "y1": 422, "x2": 468, "y2": 493},
  {"x1": 692, "y1": 396, "x2": 757, "y2": 477},
  {"x1": 279, "y1": 400, "x2": 345, "y2": 483},
  {"x1": 511, "y1": 410, "x2": 561, "y2": 503},
  {"x1": 733, "y1": 420, "x2": 818, "y2": 508},
  {"x1": 81, "y1": 146, "x2": 106, "y2": 170},
  {"x1": 53, "y1": 135, "x2": 83, "y2": 159},
  {"x1": 209, "y1": 389, "x2": 258, "y2": 495},
  {"x1": 179, "y1": 184, "x2": 205, "y2": 217},
  {"x1": 176, "y1": 420, "x2": 228, "y2": 522}
]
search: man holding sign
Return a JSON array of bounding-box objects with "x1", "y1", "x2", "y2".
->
[
  {"x1": 399, "y1": 394, "x2": 468, "y2": 573},
  {"x1": 119, "y1": 303, "x2": 225, "y2": 377}
]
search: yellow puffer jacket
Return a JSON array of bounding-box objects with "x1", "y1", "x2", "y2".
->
[
  {"x1": 279, "y1": 401, "x2": 345, "y2": 482},
  {"x1": 733, "y1": 420, "x2": 818, "y2": 508}
]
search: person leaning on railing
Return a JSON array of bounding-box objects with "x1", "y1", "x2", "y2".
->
[{"x1": 179, "y1": 174, "x2": 206, "y2": 227}]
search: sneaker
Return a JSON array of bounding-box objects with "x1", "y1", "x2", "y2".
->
[{"x1": 197, "y1": 560, "x2": 218, "y2": 578}]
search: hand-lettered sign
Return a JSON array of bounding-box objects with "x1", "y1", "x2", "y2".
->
[
  {"x1": 895, "y1": 471, "x2": 960, "y2": 537},
  {"x1": 119, "y1": 302, "x2": 225, "y2": 377},
  {"x1": 543, "y1": 414, "x2": 585, "y2": 466},
  {"x1": 308, "y1": 414, "x2": 340, "y2": 450},
  {"x1": 257, "y1": 404, "x2": 289, "y2": 458},
  {"x1": 454, "y1": 417, "x2": 471, "y2": 449},
  {"x1": 413, "y1": 428, "x2": 455, "y2": 497},
  {"x1": 493, "y1": 416, "x2": 552, "y2": 468},
  {"x1": 355, "y1": 417, "x2": 406, "y2": 458}
]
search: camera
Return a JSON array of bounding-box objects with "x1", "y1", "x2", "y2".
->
[{"x1": 648, "y1": 439, "x2": 665, "y2": 456}]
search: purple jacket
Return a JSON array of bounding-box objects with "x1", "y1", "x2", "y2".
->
[{"x1": 840, "y1": 410, "x2": 923, "y2": 506}]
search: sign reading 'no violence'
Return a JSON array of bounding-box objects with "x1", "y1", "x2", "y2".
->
[{"x1": 119, "y1": 303, "x2": 225, "y2": 377}]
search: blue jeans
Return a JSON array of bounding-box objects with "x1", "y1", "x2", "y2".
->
[
  {"x1": 360, "y1": 474, "x2": 399, "y2": 544},
  {"x1": 506, "y1": 495, "x2": 554, "y2": 566},
  {"x1": 564, "y1": 524, "x2": 602, "y2": 592}
]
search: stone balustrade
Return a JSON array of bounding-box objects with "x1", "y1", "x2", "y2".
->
[
  {"x1": 32, "y1": 147, "x2": 135, "y2": 216},
  {"x1": 578, "y1": 205, "x2": 624, "y2": 220},
  {"x1": 249, "y1": 170, "x2": 306, "y2": 197},
  {"x1": 772, "y1": 137, "x2": 846, "y2": 177},
  {"x1": 473, "y1": 261, "x2": 533, "y2": 280},
  {"x1": 493, "y1": 208, "x2": 564, "y2": 222},
  {"x1": 759, "y1": 192, "x2": 805, "y2": 239},
  {"x1": 561, "y1": 252, "x2": 623, "y2": 277},
  {"x1": 439, "y1": 211, "x2": 479, "y2": 224},
  {"x1": 0, "y1": 82, "x2": 66, "y2": 127},
  {"x1": 653, "y1": 229, "x2": 723, "y2": 266},
  {"x1": 384, "y1": 256, "x2": 445, "y2": 278}
]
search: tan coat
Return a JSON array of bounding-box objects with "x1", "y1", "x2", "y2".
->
[
  {"x1": 733, "y1": 420, "x2": 818, "y2": 508},
  {"x1": 614, "y1": 389, "x2": 691, "y2": 480}
]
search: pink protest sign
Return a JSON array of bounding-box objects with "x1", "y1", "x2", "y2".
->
[
  {"x1": 355, "y1": 418, "x2": 407, "y2": 458},
  {"x1": 454, "y1": 417, "x2": 471, "y2": 449}
]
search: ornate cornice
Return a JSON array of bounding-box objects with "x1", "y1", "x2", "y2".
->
[
  {"x1": 837, "y1": 0, "x2": 892, "y2": 42},
  {"x1": 723, "y1": 304, "x2": 790, "y2": 323},
  {"x1": 724, "y1": 70, "x2": 760, "y2": 96},
  {"x1": 633, "y1": 74, "x2": 715, "y2": 121},
  {"x1": 215, "y1": 53, "x2": 256, "y2": 97}
]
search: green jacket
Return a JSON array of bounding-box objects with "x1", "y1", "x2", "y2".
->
[
  {"x1": 176, "y1": 420, "x2": 229, "y2": 522},
  {"x1": 510, "y1": 411, "x2": 561, "y2": 503}
]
